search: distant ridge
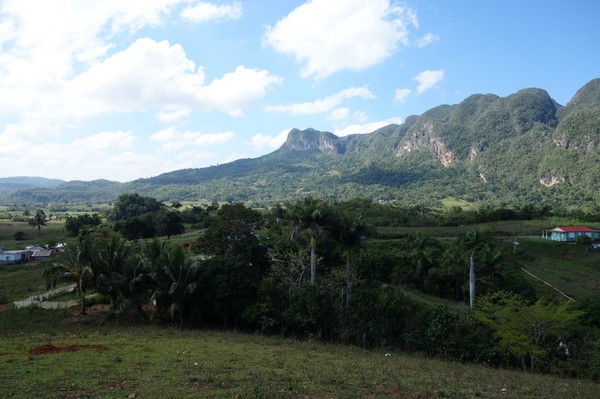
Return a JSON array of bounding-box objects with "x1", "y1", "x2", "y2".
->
[{"x1": 3, "y1": 78, "x2": 600, "y2": 207}]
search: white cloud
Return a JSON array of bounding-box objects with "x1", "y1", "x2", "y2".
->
[
  {"x1": 394, "y1": 88, "x2": 412, "y2": 103},
  {"x1": 333, "y1": 117, "x2": 402, "y2": 137},
  {"x1": 0, "y1": 129, "x2": 142, "y2": 181},
  {"x1": 265, "y1": 87, "x2": 374, "y2": 115},
  {"x1": 199, "y1": 65, "x2": 282, "y2": 116},
  {"x1": 249, "y1": 128, "x2": 291, "y2": 151},
  {"x1": 327, "y1": 108, "x2": 350, "y2": 121},
  {"x1": 0, "y1": 2, "x2": 280, "y2": 131},
  {"x1": 67, "y1": 38, "x2": 203, "y2": 117},
  {"x1": 151, "y1": 126, "x2": 235, "y2": 153},
  {"x1": 195, "y1": 131, "x2": 235, "y2": 145},
  {"x1": 0, "y1": 0, "x2": 185, "y2": 79},
  {"x1": 263, "y1": 0, "x2": 418, "y2": 78},
  {"x1": 3, "y1": 37, "x2": 280, "y2": 125},
  {"x1": 181, "y1": 2, "x2": 243, "y2": 22},
  {"x1": 416, "y1": 33, "x2": 439, "y2": 48},
  {"x1": 414, "y1": 69, "x2": 444, "y2": 94}
]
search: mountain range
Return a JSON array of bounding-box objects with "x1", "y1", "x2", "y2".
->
[{"x1": 2, "y1": 78, "x2": 600, "y2": 208}]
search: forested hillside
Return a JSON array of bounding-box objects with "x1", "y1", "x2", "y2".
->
[{"x1": 3, "y1": 78, "x2": 600, "y2": 207}]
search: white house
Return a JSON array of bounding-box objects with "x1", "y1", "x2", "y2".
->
[
  {"x1": 541, "y1": 226, "x2": 600, "y2": 242},
  {"x1": 0, "y1": 250, "x2": 30, "y2": 265}
]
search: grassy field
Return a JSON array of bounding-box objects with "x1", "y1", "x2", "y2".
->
[
  {"x1": 375, "y1": 219, "x2": 600, "y2": 300},
  {"x1": 0, "y1": 308, "x2": 599, "y2": 399},
  {"x1": 375, "y1": 217, "x2": 592, "y2": 238},
  {"x1": 0, "y1": 219, "x2": 69, "y2": 249},
  {"x1": 516, "y1": 237, "x2": 600, "y2": 300},
  {"x1": 0, "y1": 263, "x2": 48, "y2": 303}
]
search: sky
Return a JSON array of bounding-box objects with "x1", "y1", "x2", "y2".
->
[{"x1": 0, "y1": 0, "x2": 598, "y2": 182}]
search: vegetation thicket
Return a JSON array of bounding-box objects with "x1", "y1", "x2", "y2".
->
[{"x1": 2, "y1": 195, "x2": 598, "y2": 384}]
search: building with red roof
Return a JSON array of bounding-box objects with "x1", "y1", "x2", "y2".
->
[{"x1": 542, "y1": 226, "x2": 600, "y2": 242}]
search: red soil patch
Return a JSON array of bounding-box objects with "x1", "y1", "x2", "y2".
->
[
  {"x1": 30, "y1": 344, "x2": 108, "y2": 355},
  {"x1": 0, "y1": 304, "x2": 11, "y2": 312}
]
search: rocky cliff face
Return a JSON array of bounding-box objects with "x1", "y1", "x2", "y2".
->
[
  {"x1": 395, "y1": 121, "x2": 456, "y2": 167},
  {"x1": 280, "y1": 128, "x2": 345, "y2": 154}
]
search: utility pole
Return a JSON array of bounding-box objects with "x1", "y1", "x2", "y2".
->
[{"x1": 469, "y1": 252, "x2": 475, "y2": 308}]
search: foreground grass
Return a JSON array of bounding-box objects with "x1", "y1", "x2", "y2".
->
[{"x1": 1, "y1": 308, "x2": 599, "y2": 399}]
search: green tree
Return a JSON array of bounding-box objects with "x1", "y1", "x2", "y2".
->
[
  {"x1": 288, "y1": 196, "x2": 332, "y2": 285},
  {"x1": 28, "y1": 209, "x2": 47, "y2": 236},
  {"x1": 156, "y1": 210, "x2": 185, "y2": 239},
  {"x1": 151, "y1": 246, "x2": 201, "y2": 328},
  {"x1": 474, "y1": 291, "x2": 583, "y2": 372},
  {"x1": 115, "y1": 216, "x2": 156, "y2": 240},
  {"x1": 94, "y1": 234, "x2": 132, "y2": 312},
  {"x1": 109, "y1": 193, "x2": 163, "y2": 222},
  {"x1": 194, "y1": 203, "x2": 263, "y2": 257},
  {"x1": 43, "y1": 236, "x2": 95, "y2": 314},
  {"x1": 64, "y1": 213, "x2": 101, "y2": 236},
  {"x1": 332, "y1": 215, "x2": 369, "y2": 305}
]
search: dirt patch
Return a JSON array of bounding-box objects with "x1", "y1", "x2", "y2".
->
[
  {"x1": 0, "y1": 304, "x2": 12, "y2": 312},
  {"x1": 30, "y1": 344, "x2": 108, "y2": 355},
  {"x1": 62, "y1": 304, "x2": 112, "y2": 323}
]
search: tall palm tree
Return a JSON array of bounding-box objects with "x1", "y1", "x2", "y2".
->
[
  {"x1": 335, "y1": 215, "x2": 369, "y2": 305},
  {"x1": 28, "y1": 209, "x2": 47, "y2": 236},
  {"x1": 288, "y1": 196, "x2": 331, "y2": 285},
  {"x1": 44, "y1": 236, "x2": 95, "y2": 314}
]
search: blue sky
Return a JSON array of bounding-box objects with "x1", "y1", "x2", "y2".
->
[{"x1": 0, "y1": 0, "x2": 598, "y2": 182}]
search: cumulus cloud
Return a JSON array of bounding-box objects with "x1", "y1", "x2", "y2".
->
[
  {"x1": 199, "y1": 65, "x2": 282, "y2": 116},
  {"x1": 181, "y1": 1, "x2": 243, "y2": 22},
  {"x1": 333, "y1": 117, "x2": 402, "y2": 137},
  {"x1": 249, "y1": 128, "x2": 291, "y2": 151},
  {"x1": 3, "y1": 36, "x2": 280, "y2": 125},
  {"x1": 394, "y1": 88, "x2": 412, "y2": 103},
  {"x1": 263, "y1": 0, "x2": 418, "y2": 78},
  {"x1": 0, "y1": 0, "x2": 185, "y2": 81},
  {"x1": 414, "y1": 70, "x2": 445, "y2": 94},
  {"x1": 150, "y1": 126, "x2": 235, "y2": 153},
  {"x1": 0, "y1": 2, "x2": 280, "y2": 128},
  {"x1": 265, "y1": 87, "x2": 374, "y2": 115}
]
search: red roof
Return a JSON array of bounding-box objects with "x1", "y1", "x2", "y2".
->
[{"x1": 547, "y1": 226, "x2": 597, "y2": 233}]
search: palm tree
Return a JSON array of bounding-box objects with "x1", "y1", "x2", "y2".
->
[
  {"x1": 151, "y1": 246, "x2": 201, "y2": 328},
  {"x1": 334, "y1": 215, "x2": 369, "y2": 305},
  {"x1": 288, "y1": 196, "x2": 331, "y2": 285},
  {"x1": 28, "y1": 209, "x2": 47, "y2": 236},
  {"x1": 43, "y1": 236, "x2": 94, "y2": 314},
  {"x1": 94, "y1": 234, "x2": 132, "y2": 312},
  {"x1": 128, "y1": 239, "x2": 171, "y2": 317},
  {"x1": 406, "y1": 234, "x2": 441, "y2": 284}
]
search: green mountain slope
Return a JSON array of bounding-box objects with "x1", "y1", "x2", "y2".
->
[{"x1": 4, "y1": 78, "x2": 600, "y2": 207}]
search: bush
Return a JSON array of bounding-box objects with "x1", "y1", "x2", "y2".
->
[
  {"x1": 282, "y1": 284, "x2": 336, "y2": 339},
  {"x1": 339, "y1": 285, "x2": 418, "y2": 349},
  {"x1": 576, "y1": 235, "x2": 592, "y2": 246},
  {"x1": 13, "y1": 231, "x2": 26, "y2": 241}
]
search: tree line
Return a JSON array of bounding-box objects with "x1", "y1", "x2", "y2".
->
[{"x1": 44, "y1": 194, "x2": 600, "y2": 381}]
